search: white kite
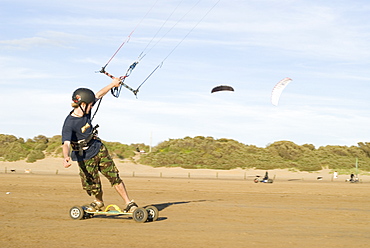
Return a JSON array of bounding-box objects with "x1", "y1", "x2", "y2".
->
[{"x1": 271, "y1": 77, "x2": 292, "y2": 106}]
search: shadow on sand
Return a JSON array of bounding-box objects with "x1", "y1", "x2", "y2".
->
[
  {"x1": 142, "y1": 199, "x2": 208, "y2": 221},
  {"x1": 145, "y1": 199, "x2": 207, "y2": 212},
  {"x1": 88, "y1": 200, "x2": 208, "y2": 221}
]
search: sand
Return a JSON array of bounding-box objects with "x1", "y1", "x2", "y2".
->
[{"x1": 1, "y1": 158, "x2": 370, "y2": 247}]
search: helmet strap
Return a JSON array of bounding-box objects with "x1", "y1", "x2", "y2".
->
[{"x1": 79, "y1": 104, "x2": 87, "y2": 116}]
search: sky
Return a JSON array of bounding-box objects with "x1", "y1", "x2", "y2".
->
[{"x1": 1, "y1": 0, "x2": 370, "y2": 148}]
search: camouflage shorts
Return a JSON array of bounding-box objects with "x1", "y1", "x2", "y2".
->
[{"x1": 78, "y1": 144, "x2": 122, "y2": 196}]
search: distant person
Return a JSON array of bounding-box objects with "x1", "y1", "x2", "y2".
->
[
  {"x1": 263, "y1": 171, "x2": 269, "y2": 181},
  {"x1": 350, "y1": 173, "x2": 355, "y2": 182},
  {"x1": 61, "y1": 78, "x2": 137, "y2": 213},
  {"x1": 333, "y1": 171, "x2": 338, "y2": 179}
]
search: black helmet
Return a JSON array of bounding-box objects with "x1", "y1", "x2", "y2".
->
[{"x1": 72, "y1": 88, "x2": 95, "y2": 105}]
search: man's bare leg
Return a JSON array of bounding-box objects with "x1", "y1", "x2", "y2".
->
[
  {"x1": 114, "y1": 182, "x2": 131, "y2": 204},
  {"x1": 95, "y1": 190, "x2": 104, "y2": 203},
  {"x1": 86, "y1": 191, "x2": 104, "y2": 211}
]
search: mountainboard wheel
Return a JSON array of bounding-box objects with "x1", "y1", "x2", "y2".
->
[
  {"x1": 145, "y1": 206, "x2": 159, "y2": 222},
  {"x1": 69, "y1": 206, "x2": 85, "y2": 220},
  {"x1": 132, "y1": 207, "x2": 148, "y2": 223}
]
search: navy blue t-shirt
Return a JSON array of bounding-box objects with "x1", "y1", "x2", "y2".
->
[{"x1": 62, "y1": 112, "x2": 102, "y2": 161}]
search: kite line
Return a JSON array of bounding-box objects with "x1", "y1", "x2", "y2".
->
[{"x1": 98, "y1": 0, "x2": 221, "y2": 98}]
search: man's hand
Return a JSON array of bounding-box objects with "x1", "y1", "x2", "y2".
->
[
  {"x1": 64, "y1": 157, "x2": 72, "y2": 168},
  {"x1": 95, "y1": 77, "x2": 122, "y2": 99},
  {"x1": 111, "y1": 77, "x2": 121, "y2": 88}
]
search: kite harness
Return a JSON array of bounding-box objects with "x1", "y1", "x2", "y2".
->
[{"x1": 71, "y1": 124, "x2": 100, "y2": 156}]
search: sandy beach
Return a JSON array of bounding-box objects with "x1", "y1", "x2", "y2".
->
[{"x1": 1, "y1": 158, "x2": 370, "y2": 247}]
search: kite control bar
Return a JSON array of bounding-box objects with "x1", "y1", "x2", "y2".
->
[{"x1": 99, "y1": 61, "x2": 139, "y2": 97}]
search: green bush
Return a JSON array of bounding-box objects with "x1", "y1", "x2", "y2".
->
[
  {"x1": 140, "y1": 137, "x2": 370, "y2": 172},
  {"x1": 26, "y1": 150, "x2": 45, "y2": 163},
  {"x1": 2, "y1": 133, "x2": 370, "y2": 172}
]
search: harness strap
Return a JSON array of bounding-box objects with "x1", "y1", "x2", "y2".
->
[{"x1": 71, "y1": 125, "x2": 100, "y2": 156}]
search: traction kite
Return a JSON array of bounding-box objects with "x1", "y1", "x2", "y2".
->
[
  {"x1": 211, "y1": 85, "x2": 234, "y2": 93},
  {"x1": 271, "y1": 77, "x2": 293, "y2": 106},
  {"x1": 98, "y1": 0, "x2": 221, "y2": 98}
]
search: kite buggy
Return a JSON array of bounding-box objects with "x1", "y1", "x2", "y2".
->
[
  {"x1": 345, "y1": 173, "x2": 360, "y2": 183},
  {"x1": 254, "y1": 176, "x2": 274, "y2": 183},
  {"x1": 254, "y1": 171, "x2": 273, "y2": 183}
]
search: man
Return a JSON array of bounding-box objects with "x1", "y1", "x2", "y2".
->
[
  {"x1": 263, "y1": 171, "x2": 269, "y2": 181},
  {"x1": 62, "y1": 78, "x2": 137, "y2": 212}
]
